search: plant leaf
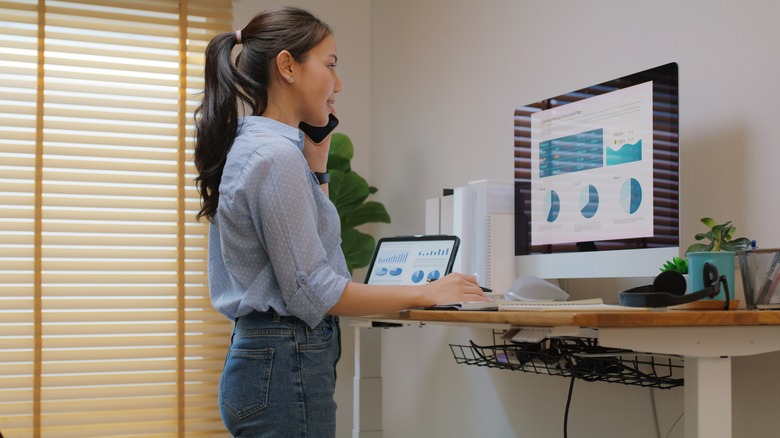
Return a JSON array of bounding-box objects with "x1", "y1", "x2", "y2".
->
[
  {"x1": 329, "y1": 133, "x2": 354, "y2": 161},
  {"x1": 701, "y1": 217, "x2": 716, "y2": 228},
  {"x1": 327, "y1": 154, "x2": 351, "y2": 173},
  {"x1": 686, "y1": 243, "x2": 708, "y2": 254},
  {"x1": 329, "y1": 170, "x2": 370, "y2": 213},
  {"x1": 340, "y1": 228, "x2": 375, "y2": 273},
  {"x1": 723, "y1": 237, "x2": 752, "y2": 252},
  {"x1": 660, "y1": 256, "x2": 688, "y2": 274},
  {"x1": 342, "y1": 201, "x2": 391, "y2": 229},
  {"x1": 720, "y1": 223, "x2": 734, "y2": 239},
  {"x1": 726, "y1": 228, "x2": 736, "y2": 241}
]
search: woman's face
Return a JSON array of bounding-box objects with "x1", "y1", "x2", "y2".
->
[{"x1": 296, "y1": 35, "x2": 342, "y2": 127}]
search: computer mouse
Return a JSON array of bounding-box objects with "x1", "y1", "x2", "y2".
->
[{"x1": 504, "y1": 275, "x2": 570, "y2": 301}]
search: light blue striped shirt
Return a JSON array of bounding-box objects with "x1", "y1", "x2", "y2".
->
[{"x1": 207, "y1": 116, "x2": 350, "y2": 328}]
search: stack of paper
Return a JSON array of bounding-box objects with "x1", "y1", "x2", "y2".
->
[{"x1": 498, "y1": 298, "x2": 650, "y2": 312}]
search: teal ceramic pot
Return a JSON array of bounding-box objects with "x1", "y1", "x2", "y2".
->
[{"x1": 687, "y1": 251, "x2": 735, "y2": 300}]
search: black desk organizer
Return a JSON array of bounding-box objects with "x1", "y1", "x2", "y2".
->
[{"x1": 449, "y1": 330, "x2": 684, "y2": 389}]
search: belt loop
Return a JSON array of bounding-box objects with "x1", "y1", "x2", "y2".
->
[
  {"x1": 272, "y1": 310, "x2": 281, "y2": 323},
  {"x1": 230, "y1": 318, "x2": 238, "y2": 345}
]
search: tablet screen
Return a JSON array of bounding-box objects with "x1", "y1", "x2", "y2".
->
[{"x1": 363, "y1": 235, "x2": 460, "y2": 285}]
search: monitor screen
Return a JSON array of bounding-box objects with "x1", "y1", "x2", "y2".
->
[{"x1": 513, "y1": 63, "x2": 679, "y2": 278}]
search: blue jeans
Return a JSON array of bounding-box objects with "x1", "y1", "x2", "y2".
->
[{"x1": 219, "y1": 311, "x2": 341, "y2": 437}]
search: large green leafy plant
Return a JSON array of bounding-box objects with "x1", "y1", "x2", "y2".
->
[{"x1": 327, "y1": 133, "x2": 391, "y2": 274}]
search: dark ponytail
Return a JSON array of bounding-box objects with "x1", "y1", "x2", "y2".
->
[{"x1": 193, "y1": 7, "x2": 332, "y2": 221}]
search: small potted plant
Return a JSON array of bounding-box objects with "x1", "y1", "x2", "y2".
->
[
  {"x1": 685, "y1": 217, "x2": 751, "y2": 301},
  {"x1": 660, "y1": 256, "x2": 688, "y2": 275}
]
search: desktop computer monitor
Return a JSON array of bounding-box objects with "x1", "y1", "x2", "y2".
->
[{"x1": 513, "y1": 62, "x2": 679, "y2": 278}]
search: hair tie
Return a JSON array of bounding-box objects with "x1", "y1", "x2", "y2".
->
[{"x1": 235, "y1": 29, "x2": 242, "y2": 44}]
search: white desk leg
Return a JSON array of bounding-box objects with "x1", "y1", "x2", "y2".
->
[
  {"x1": 353, "y1": 326, "x2": 383, "y2": 438},
  {"x1": 684, "y1": 356, "x2": 731, "y2": 438}
]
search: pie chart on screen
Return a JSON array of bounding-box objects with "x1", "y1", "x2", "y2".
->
[
  {"x1": 544, "y1": 190, "x2": 561, "y2": 222},
  {"x1": 620, "y1": 178, "x2": 642, "y2": 214},
  {"x1": 579, "y1": 184, "x2": 599, "y2": 219}
]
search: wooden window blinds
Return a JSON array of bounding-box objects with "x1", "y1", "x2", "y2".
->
[{"x1": 0, "y1": 0, "x2": 233, "y2": 436}]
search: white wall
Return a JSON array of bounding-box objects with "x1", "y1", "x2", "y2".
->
[
  {"x1": 233, "y1": 1, "x2": 780, "y2": 437},
  {"x1": 369, "y1": 0, "x2": 780, "y2": 243},
  {"x1": 369, "y1": 1, "x2": 780, "y2": 437}
]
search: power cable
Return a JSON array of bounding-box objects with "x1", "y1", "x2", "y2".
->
[{"x1": 563, "y1": 372, "x2": 576, "y2": 438}]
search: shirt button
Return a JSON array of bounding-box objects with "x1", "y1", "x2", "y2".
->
[{"x1": 297, "y1": 274, "x2": 307, "y2": 285}]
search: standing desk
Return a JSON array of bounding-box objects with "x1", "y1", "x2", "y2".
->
[{"x1": 351, "y1": 309, "x2": 780, "y2": 438}]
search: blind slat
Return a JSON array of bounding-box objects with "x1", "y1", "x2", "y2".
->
[
  {"x1": 40, "y1": 235, "x2": 180, "y2": 246},
  {"x1": 42, "y1": 172, "x2": 178, "y2": 185},
  {"x1": 44, "y1": 55, "x2": 180, "y2": 76},
  {"x1": 40, "y1": 297, "x2": 180, "y2": 308},
  {"x1": 46, "y1": 12, "x2": 179, "y2": 32},
  {"x1": 41, "y1": 184, "x2": 179, "y2": 198},
  {"x1": 43, "y1": 69, "x2": 179, "y2": 88},
  {"x1": 42, "y1": 80, "x2": 181, "y2": 99},
  {"x1": 41, "y1": 273, "x2": 179, "y2": 284},
  {"x1": 44, "y1": 92, "x2": 178, "y2": 111},
  {"x1": 42, "y1": 247, "x2": 181, "y2": 258}
]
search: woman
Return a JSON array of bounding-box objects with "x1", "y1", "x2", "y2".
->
[{"x1": 194, "y1": 7, "x2": 488, "y2": 437}]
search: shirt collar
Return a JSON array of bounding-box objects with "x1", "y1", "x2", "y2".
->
[{"x1": 238, "y1": 116, "x2": 305, "y2": 150}]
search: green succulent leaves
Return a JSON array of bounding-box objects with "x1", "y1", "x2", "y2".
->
[{"x1": 660, "y1": 256, "x2": 688, "y2": 274}]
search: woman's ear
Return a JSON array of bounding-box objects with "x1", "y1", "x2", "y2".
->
[{"x1": 275, "y1": 50, "x2": 295, "y2": 84}]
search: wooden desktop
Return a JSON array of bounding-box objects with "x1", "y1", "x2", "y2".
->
[{"x1": 351, "y1": 308, "x2": 780, "y2": 438}]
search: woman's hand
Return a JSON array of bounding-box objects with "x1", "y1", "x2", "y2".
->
[
  {"x1": 421, "y1": 273, "x2": 491, "y2": 307},
  {"x1": 302, "y1": 132, "x2": 331, "y2": 173},
  {"x1": 329, "y1": 273, "x2": 490, "y2": 317},
  {"x1": 302, "y1": 112, "x2": 336, "y2": 173}
]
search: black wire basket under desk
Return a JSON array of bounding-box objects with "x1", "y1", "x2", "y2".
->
[{"x1": 449, "y1": 331, "x2": 684, "y2": 389}]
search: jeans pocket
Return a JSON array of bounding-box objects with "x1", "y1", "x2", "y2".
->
[
  {"x1": 301, "y1": 317, "x2": 337, "y2": 350},
  {"x1": 219, "y1": 347, "x2": 274, "y2": 420}
]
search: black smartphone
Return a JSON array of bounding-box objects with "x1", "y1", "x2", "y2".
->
[{"x1": 299, "y1": 113, "x2": 339, "y2": 144}]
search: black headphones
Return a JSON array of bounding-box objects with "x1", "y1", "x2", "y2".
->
[{"x1": 619, "y1": 262, "x2": 730, "y2": 309}]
